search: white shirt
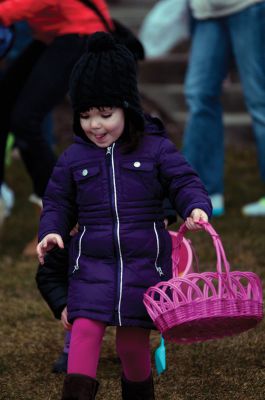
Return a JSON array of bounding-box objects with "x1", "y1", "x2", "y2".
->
[{"x1": 189, "y1": 0, "x2": 264, "y2": 19}]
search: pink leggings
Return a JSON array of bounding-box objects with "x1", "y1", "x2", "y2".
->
[{"x1": 68, "y1": 318, "x2": 151, "y2": 382}]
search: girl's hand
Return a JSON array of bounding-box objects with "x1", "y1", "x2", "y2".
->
[
  {"x1": 61, "y1": 307, "x2": 72, "y2": 331},
  {"x1": 185, "y1": 208, "x2": 208, "y2": 230},
  {"x1": 70, "y1": 223, "x2": 79, "y2": 237},
  {"x1": 36, "y1": 233, "x2": 64, "y2": 265}
]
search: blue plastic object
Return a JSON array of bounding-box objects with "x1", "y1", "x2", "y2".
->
[{"x1": 155, "y1": 336, "x2": 166, "y2": 375}]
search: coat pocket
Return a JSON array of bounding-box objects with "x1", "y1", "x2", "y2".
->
[
  {"x1": 121, "y1": 160, "x2": 162, "y2": 201},
  {"x1": 72, "y1": 164, "x2": 103, "y2": 205}
]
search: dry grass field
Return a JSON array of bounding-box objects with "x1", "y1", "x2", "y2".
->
[{"x1": 0, "y1": 134, "x2": 265, "y2": 399}]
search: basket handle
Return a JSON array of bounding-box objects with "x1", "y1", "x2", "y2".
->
[{"x1": 176, "y1": 221, "x2": 232, "y2": 279}]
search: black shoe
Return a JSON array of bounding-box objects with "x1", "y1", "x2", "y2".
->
[{"x1": 52, "y1": 351, "x2": 68, "y2": 374}]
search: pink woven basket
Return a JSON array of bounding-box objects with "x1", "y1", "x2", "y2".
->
[
  {"x1": 169, "y1": 230, "x2": 193, "y2": 277},
  {"x1": 144, "y1": 222, "x2": 263, "y2": 343}
]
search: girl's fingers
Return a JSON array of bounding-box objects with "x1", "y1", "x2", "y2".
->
[
  {"x1": 61, "y1": 307, "x2": 71, "y2": 330},
  {"x1": 37, "y1": 243, "x2": 44, "y2": 264},
  {"x1": 64, "y1": 320, "x2": 72, "y2": 330},
  {"x1": 191, "y1": 209, "x2": 201, "y2": 222},
  {"x1": 61, "y1": 316, "x2": 72, "y2": 331},
  {"x1": 70, "y1": 224, "x2": 78, "y2": 237},
  {"x1": 186, "y1": 209, "x2": 209, "y2": 231},
  {"x1": 56, "y1": 236, "x2": 64, "y2": 249},
  {"x1": 185, "y1": 217, "x2": 194, "y2": 230},
  {"x1": 37, "y1": 241, "x2": 49, "y2": 264},
  {"x1": 37, "y1": 234, "x2": 64, "y2": 264},
  {"x1": 191, "y1": 209, "x2": 208, "y2": 223},
  {"x1": 37, "y1": 251, "x2": 44, "y2": 265},
  {"x1": 39, "y1": 255, "x2": 44, "y2": 265}
]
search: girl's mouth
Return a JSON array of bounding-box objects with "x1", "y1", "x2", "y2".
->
[{"x1": 95, "y1": 133, "x2": 107, "y2": 141}]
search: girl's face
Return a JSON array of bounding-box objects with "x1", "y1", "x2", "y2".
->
[{"x1": 80, "y1": 107, "x2": 125, "y2": 148}]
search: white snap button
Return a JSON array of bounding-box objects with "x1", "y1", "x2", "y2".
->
[
  {"x1": 134, "y1": 161, "x2": 141, "y2": 168},
  {"x1": 82, "y1": 169, "x2": 88, "y2": 176}
]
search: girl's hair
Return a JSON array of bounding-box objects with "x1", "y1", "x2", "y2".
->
[{"x1": 120, "y1": 112, "x2": 144, "y2": 153}]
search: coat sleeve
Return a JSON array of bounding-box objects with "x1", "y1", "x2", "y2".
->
[
  {"x1": 38, "y1": 150, "x2": 77, "y2": 242},
  {"x1": 35, "y1": 245, "x2": 69, "y2": 320},
  {"x1": 0, "y1": 0, "x2": 52, "y2": 26},
  {"x1": 157, "y1": 138, "x2": 212, "y2": 220}
]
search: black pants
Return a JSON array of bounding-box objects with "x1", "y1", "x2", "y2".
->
[{"x1": 0, "y1": 34, "x2": 87, "y2": 197}]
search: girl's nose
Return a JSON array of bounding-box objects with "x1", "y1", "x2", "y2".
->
[{"x1": 90, "y1": 117, "x2": 101, "y2": 130}]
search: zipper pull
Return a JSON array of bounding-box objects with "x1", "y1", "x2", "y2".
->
[
  {"x1": 156, "y1": 266, "x2": 164, "y2": 277},
  {"x1": 106, "y1": 146, "x2": 112, "y2": 165},
  {"x1": 72, "y1": 264, "x2": 79, "y2": 274},
  {"x1": 106, "y1": 146, "x2": 112, "y2": 155}
]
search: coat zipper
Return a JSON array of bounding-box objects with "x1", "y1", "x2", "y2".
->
[
  {"x1": 72, "y1": 226, "x2": 86, "y2": 274},
  {"x1": 153, "y1": 222, "x2": 164, "y2": 277},
  {"x1": 106, "y1": 144, "x2": 124, "y2": 326}
]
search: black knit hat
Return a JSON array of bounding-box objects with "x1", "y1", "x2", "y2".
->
[{"x1": 69, "y1": 32, "x2": 145, "y2": 132}]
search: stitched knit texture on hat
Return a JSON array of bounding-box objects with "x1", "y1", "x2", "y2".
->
[{"x1": 69, "y1": 32, "x2": 144, "y2": 131}]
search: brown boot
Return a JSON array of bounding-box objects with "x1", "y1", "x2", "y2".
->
[
  {"x1": 121, "y1": 374, "x2": 155, "y2": 400},
  {"x1": 61, "y1": 374, "x2": 99, "y2": 400}
]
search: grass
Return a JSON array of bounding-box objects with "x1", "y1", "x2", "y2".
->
[{"x1": 0, "y1": 126, "x2": 265, "y2": 399}]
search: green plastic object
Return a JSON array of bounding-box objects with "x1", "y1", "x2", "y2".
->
[
  {"x1": 5, "y1": 133, "x2": 15, "y2": 166},
  {"x1": 155, "y1": 336, "x2": 166, "y2": 375}
]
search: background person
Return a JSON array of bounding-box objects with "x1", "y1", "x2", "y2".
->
[
  {"x1": 183, "y1": 0, "x2": 265, "y2": 216},
  {"x1": 0, "y1": 20, "x2": 55, "y2": 228},
  {"x1": 0, "y1": 0, "x2": 113, "y2": 233}
]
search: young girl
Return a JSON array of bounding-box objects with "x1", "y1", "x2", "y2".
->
[{"x1": 37, "y1": 32, "x2": 212, "y2": 400}]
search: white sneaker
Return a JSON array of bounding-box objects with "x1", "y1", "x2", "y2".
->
[
  {"x1": 210, "y1": 193, "x2": 225, "y2": 217},
  {"x1": 29, "y1": 193, "x2": 43, "y2": 208},
  {"x1": 242, "y1": 197, "x2": 265, "y2": 216},
  {"x1": 1, "y1": 183, "x2": 15, "y2": 216}
]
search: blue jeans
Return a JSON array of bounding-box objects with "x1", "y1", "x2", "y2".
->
[{"x1": 183, "y1": 2, "x2": 265, "y2": 195}]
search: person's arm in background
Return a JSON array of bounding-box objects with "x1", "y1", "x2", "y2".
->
[
  {"x1": 36, "y1": 224, "x2": 79, "y2": 326},
  {"x1": 35, "y1": 243, "x2": 69, "y2": 320}
]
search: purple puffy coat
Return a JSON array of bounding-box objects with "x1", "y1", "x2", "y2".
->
[{"x1": 39, "y1": 118, "x2": 212, "y2": 329}]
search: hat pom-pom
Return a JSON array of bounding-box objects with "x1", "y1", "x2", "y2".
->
[{"x1": 86, "y1": 32, "x2": 116, "y2": 53}]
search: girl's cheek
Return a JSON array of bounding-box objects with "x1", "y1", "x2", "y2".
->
[{"x1": 80, "y1": 121, "x2": 89, "y2": 131}]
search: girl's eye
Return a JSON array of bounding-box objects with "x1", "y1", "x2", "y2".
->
[
  {"x1": 101, "y1": 114, "x2": 112, "y2": 119},
  {"x1": 80, "y1": 114, "x2": 89, "y2": 120}
]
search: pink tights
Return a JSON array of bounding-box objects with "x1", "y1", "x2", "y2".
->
[{"x1": 68, "y1": 318, "x2": 151, "y2": 382}]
